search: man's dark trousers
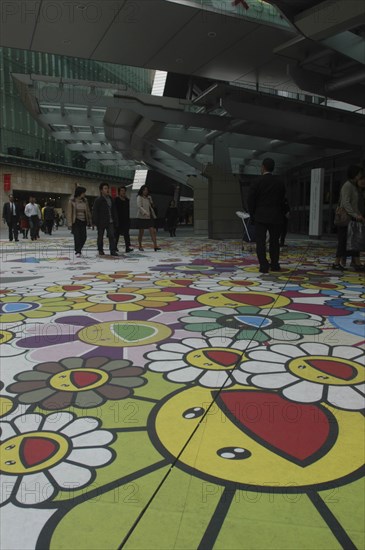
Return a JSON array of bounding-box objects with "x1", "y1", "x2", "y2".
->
[
  {"x1": 7, "y1": 216, "x2": 19, "y2": 241},
  {"x1": 255, "y1": 222, "x2": 281, "y2": 269},
  {"x1": 97, "y1": 223, "x2": 116, "y2": 254}
]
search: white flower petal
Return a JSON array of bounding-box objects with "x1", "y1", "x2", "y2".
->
[
  {"x1": 42, "y1": 412, "x2": 74, "y2": 433},
  {"x1": 247, "y1": 349, "x2": 290, "y2": 363},
  {"x1": 300, "y1": 343, "x2": 329, "y2": 356},
  {"x1": 61, "y1": 418, "x2": 99, "y2": 438},
  {"x1": 250, "y1": 372, "x2": 298, "y2": 389},
  {"x1": 147, "y1": 351, "x2": 184, "y2": 361},
  {"x1": 167, "y1": 366, "x2": 201, "y2": 383},
  {"x1": 16, "y1": 472, "x2": 54, "y2": 505},
  {"x1": 235, "y1": 340, "x2": 258, "y2": 352},
  {"x1": 327, "y1": 386, "x2": 365, "y2": 411},
  {"x1": 157, "y1": 343, "x2": 191, "y2": 354},
  {"x1": 282, "y1": 381, "x2": 324, "y2": 403},
  {"x1": 72, "y1": 430, "x2": 113, "y2": 448},
  {"x1": 13, "y1": 414, "x2": 43, "y2": 434},
  {"x1": 180, "y1": 338, "x2": 210, "y2": 349},
  {"x1": 354, "y1": 383, "x2": 365, "y2": 395},
  {"x1": 67, "y1": 447, "x2": 112, "y2": 467},
  {"x1": 148, "y1": 360, "x2": 187, "y2": 373},
  {"x1": 0, "y1": 423, "x2": 17, "y2": 441},
  {"x1": 332, "y1": 346, "x2": 364, "y2": 360},
  {"x1": 48, "y1": 461, "x2": 92, "y2": 489},
  {"x1": 269, "y1": 344, "x2": 304, "y2": 358},
  {"x1": 0, "y1": 475, "x2": 18, "y2": 504},
  {"x1": 208, "y1": 337, "x2": 234, "y2": 348},
  {"x1": 206, "y1": 328, "x2": 237, "y2": 339},
  {"x1": 199, "y1": 370, "x2": 231, "y2": 388},
  {"x1": 0, "y1": 346, "x2": 26, "y2": 357},
  {"x1": 240, "y1": 360, "x2": 285, "y2": 374},
  {"x1": 232, "y1": 371, "x2": 251, "y2": 385}
]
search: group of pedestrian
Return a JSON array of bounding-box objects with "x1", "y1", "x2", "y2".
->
[
  {"x1": 247, "y1": 158, "x2": 365, "y2": 274},
  {"x1": 68, "y1": 183, "x2": 163, "y2": 257},
  {"x1": 2, "y1": 195, "x2": 43, "y2": 241}
]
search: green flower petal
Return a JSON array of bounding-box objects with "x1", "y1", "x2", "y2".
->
[{"x1": 62, "y1": 357, "x2": 84, "y2": 369}]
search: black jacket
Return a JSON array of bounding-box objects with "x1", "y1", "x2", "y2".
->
[
  {"x1": 114, "y1": 196, "x2": 130, "y2": 229},
  {"x1": 3, "y1": 201, "x2": 20, "y2": 224},
  {"x1": 43, "y1": 206, "x2": 55, "y2": 221},
  {"x1": 92, "y1": 195, "x2": 118, "y2": 229},
  {"x1": 165, "y1": 207, "x2": 179, "y2": 226},
  {"x1": 248, "y1": 173, "x2": 286, "y2": 224}
]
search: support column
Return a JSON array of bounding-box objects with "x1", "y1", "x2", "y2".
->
[
  {"x1": 187, "y1": 175, "x2": 209, "y2": 237},
  {"x1": 203, "y1": 164, "x2": 242, "y2": 239},
  {"x1": 309, "y1": 167, "x2": 324, "y2": 239}
]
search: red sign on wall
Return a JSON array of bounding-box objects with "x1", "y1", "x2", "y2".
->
[
  {"x1": 111, "y1": 186, "x2": 117, "y2": 198},
  {"x1": 4, "y1": 174, "x2": 11, "y2": 192}
]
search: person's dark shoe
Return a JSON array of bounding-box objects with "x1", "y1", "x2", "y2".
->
[
  {"x1": 280, "y1": 243, "x2": 287, "y2": 247},
  {"x1": 138, "y1": 247, "x2": 144, "y2": 251},
  {"x1": 352, "y1": 264, "x2": 365, "y2": 272},
  {"x1": 126, "y1": 248, "x2": 134, "y2": 253},
  {"x1": 99, "y1": 251, "x2": 105, "y2": 256},
  {"x1": 115, "y1": 247, "x2": 119, "y2": 252},
  {"x1": 332, "y1": 263, "x2": 346, "y2": 271},
  {"x1": 259, "y1": 265, "x2": 269, "y2": 274},
  {"x1": 270, "y1": 264, "x2": 281, "y2": 271},
  {"x1": 154, "y1": 247, "x2": 161, "y2": 251},
  {"x1": 110, "y1": 251, "x2": 119, "y2": 256}
]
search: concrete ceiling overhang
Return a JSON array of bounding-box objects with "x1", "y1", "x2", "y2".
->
[
  {"x1": 2, "y1": 0, "x2": 365, "y2": 107},
  {"x1": 266, "y1": 0, "x2": 365, "y2": 107},
  {"x1": 1, "y1": 0, "x2": 295, "y2": 87},
  {"x1": 12, "y1": 73, "x2": 361, "y2": 184}
]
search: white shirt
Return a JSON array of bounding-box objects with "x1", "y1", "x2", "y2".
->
[{"x1": 25, "y1": 203, "x2": 41, "y2": 218}]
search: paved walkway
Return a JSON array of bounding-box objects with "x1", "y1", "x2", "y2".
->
[{"x1": 0, "y1": 229, "x2": 364, "y2": 550}]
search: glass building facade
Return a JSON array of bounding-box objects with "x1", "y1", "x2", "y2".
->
[{"x1": 0, "y1": 47, "x2": 154, "y2": 179}]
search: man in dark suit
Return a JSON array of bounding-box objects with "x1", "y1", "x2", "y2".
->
[
  {"x1": 114, "y1": 186, "x2": 133, "y2": 253},
  {"x1": 92, "y1": 183, "x2": 119, "y2": 256},
  {"x1": 248, "y1": 158, "x2": 286, "y2": 273},
  {"x1": 2, "y1": 194, "x2": 20, "y2": 242}
]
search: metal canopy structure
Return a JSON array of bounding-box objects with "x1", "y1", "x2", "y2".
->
[
  {"x1": 1, "y1": 0, "x2": 364, "y2": 107},
  {"x1": 13, "y1": 73, "x2": 362, "y2": 186}
]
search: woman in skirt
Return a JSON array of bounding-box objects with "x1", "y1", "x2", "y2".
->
[{"x1": 136, "y1": 186, "x2": 160, "y2": 251}]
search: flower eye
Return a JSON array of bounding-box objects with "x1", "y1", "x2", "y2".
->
[
  {"x1": 217, "y1": 447, "x2": 251, "y2": 460},
  {"x1": 183, "y1": 407, "x2": 205, "y2": 419},
  {"x1": 5, "y1": 460, "x2": 16, "y2": 465}
]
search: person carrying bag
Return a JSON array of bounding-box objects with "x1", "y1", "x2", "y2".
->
[{"x1": 332, "y1": 166, "x2": 365, "y2": 271}]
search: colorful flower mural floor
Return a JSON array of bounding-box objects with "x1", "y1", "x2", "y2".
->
[{"x1": 0, "y1": 232, "x2": 364, "y2": 550}]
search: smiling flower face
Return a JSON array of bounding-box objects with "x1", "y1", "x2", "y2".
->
[
  {"x1": 238, "y1": 343, "x2": 365, "y2": 410},
  {"x1": 7, "y1": 356, "x2": 146, "y2": 410},
  {"x1": 146, "y1": 337, "x2": 257, "y2": 388},
  {"x1": 0, "y1": 412, "x2": 115, "y2": 506},
  {"x1": 72, "y1": 287, "x2": 179, "y2": 313}
]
